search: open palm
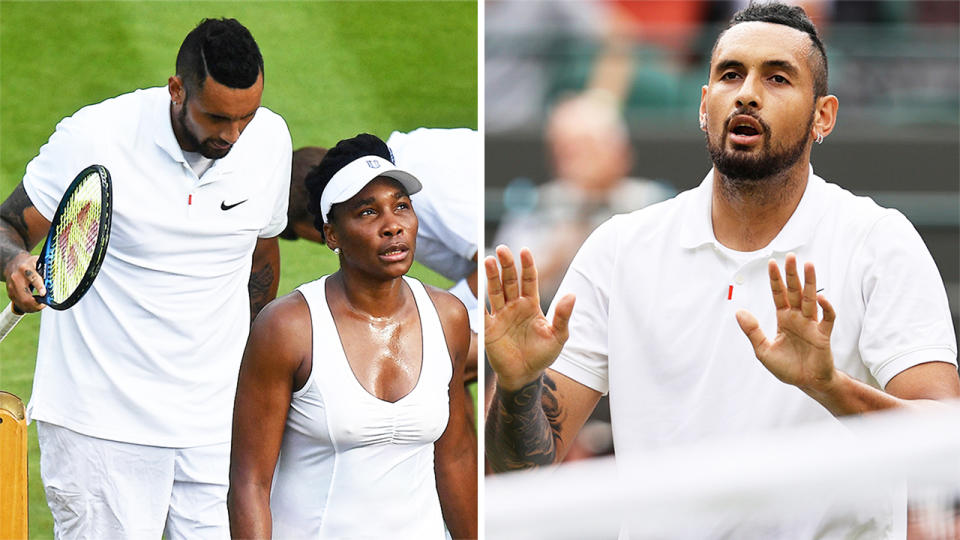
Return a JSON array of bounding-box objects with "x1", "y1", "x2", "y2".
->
[
  {"x1": 736, "y1": 254, "x2": 837, "y2": 391},
  {"x1": 485, "y1": 246, "x2": 575, "y2": 391}
]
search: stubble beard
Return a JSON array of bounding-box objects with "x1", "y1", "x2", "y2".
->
[
  {"x1": 176, "y1": 100, "x2": 231, "y2": 160},
  {"x1": 706, "y1": 110, "x2": 813, "y2": 202}
]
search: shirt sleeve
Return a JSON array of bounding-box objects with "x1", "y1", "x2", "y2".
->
[
  {"x1": 547, "y1": 216, "x2": 620, "y2": 395},
  {"x1": 22, "y1": 112, "x2": 99, "y2": 221},
  {"x1": 391, "y1": 128, "x2": 479, "y2": 279},
  {"x1": 856, "y1": 211, "x2": 958, "y2": 388},
  {"x1": 258, "y1": 117, "x2": 292, "y2": 238}
]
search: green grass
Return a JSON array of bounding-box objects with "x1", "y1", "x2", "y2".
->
[{"x1": 0, "y1": 1, "x2": 476, "y2": 536}]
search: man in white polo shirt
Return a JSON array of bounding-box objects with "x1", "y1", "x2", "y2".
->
[
  {"x1": 485, "y1": 3, "x2": 959, "y2": 537},
  {"x1": 0, "y1": 18, "x2": 290, "y2": 538}
]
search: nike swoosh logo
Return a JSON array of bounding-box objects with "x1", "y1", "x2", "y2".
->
[{"x1": 221, "y1": 199, "x2": 248, "y2": 211}]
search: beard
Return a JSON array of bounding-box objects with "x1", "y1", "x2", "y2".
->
[
  {"x1": 177, "y1": 101, "x2": 232, "y2": 160},
  {"x1": 706, "y1": 110, "x2": 812, "y2": 186}
]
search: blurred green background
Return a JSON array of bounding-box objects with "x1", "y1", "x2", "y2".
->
[{"x1": 0, "y1": 1, "x2": 477, "y2": 536}]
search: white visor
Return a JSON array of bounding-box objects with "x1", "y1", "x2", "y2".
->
[{"x1": 319, "y1": 154, "x2": 422, "y2": 223}]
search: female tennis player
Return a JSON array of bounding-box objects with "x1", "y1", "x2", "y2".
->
[{"x1": 226, "y1": 133, "x2": 476, "y2": 539}]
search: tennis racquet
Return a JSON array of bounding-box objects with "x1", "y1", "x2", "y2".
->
[{"x1": 0, "y1": 164, "x2": 113, "y2": 342}]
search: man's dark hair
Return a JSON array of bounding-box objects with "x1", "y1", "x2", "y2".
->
[
  {"x1": 176, "y1": 18, "x2": 263, "y2": 95},
  {"x1": 720, "y1": 2, "x2": 828, "y2": 98},
  {"x1": 304, "y1": 134, "x2": 395, "y2": 240}
]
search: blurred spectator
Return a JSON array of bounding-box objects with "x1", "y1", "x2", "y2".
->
[
  {"x1": 493, "y1": 91, "x2": 674, "y2": 309},
  {"x1": 485, "y1": 1, "x2": 608, "y2": 133}
]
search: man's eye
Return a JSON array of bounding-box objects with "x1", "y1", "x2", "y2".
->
[
  {"x1": 771, "y1": 75, "x2": 789, "y2": 84},
  {"x1": 721, "y1": 72, "x2": 740, "y2": 80},
  {"x1": 360, "y1": 208, "x2": 375, "y2": 216}
]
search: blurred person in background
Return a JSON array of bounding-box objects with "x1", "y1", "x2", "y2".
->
[{"x1": 493, "y1": 91, "x2": 673, "y2": 310}]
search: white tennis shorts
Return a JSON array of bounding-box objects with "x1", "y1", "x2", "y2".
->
[{"x1": 37, "y1": 421, "x2": 229, "y2": 539}]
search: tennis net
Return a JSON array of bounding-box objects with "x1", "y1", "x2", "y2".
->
[{"x1": 486, "y1": 401, "x2": 960, "y2": 539}]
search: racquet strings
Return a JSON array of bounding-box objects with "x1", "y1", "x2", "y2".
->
[{"x1": 46, "y1": 171, "x2": 103, "y2": 303}]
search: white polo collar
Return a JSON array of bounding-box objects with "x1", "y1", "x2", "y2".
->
[
  {"x1": 154, "y1": 90, "x2": 187, "y2": 165},
  {"x1": 678, "y1": 165, "x2": 828, "y2": 253}
]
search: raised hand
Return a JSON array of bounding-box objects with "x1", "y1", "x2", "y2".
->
[
  {"x1": 484, "y1": 246, "x2": 575, "y2": 391},
  {"x1": 736, "y1": 253, "x2": 837, "y2": 393}
]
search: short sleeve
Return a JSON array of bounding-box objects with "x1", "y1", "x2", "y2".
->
[
  {"x1": 258, "y1": 118, "x2": 292, "y2": 238},
  {"x1": 390, "y1": 129, "x2": 479, "y2": 280},
  {"x1": 856, "y1": 211, "x2": 958, "y2": 388},
  {"x1": 547, "y1": 216, "x2": 620, "y2": 395},
  {"x1": 23, "y1": 113, "x2": 98, "y2": 220}
]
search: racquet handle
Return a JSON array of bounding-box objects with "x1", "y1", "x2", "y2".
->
[{"x1": 0, "y1": 302, "x2": 26, "y2": 344}]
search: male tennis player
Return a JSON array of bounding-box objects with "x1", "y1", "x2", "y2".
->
[
  {"x1": 486, "y1": 3, "x2": 959, "y2": 537},
  {"x1": 0, "y1": 18, "x2": 289, "y2": 538}
]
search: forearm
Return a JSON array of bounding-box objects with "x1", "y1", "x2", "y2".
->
[
  {"x1": 0, "y1": 225, "x2": 29, "y2": 279},
  {"x1": 485, "y1": 373, "x2": 565, "y2": 472},
  {"x1": 227, "y1": 484, "x2": 272, "y2": 539},
  {"x1": 248, "y1": 237, "x2": 280, "y2": 322},
  {"x1": 804, "y1": 366, "x2": 959, "y2": 417},
  {"x1": 0, "y1": 184, "x2": 37, "y2": 277},
  {"x1": 802, "y1": 370, "x2": 904, "y2": 416},
  {"x1": 436, "y1": 442, "x2": 478, "y2": 539}
]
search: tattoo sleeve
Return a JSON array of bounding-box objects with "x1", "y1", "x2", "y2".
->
[
  {"x1": 0, "y1": 183, "x2": 37, "y2": 277},
  {"x1": 485, "y1": 373, "x2": 567, "y2": 472}
]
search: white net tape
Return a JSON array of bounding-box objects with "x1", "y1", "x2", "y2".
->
[{"x1": 487, "y1": 400, "x2": 960, "y2": 540}]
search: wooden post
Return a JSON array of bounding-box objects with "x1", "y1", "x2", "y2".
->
[{"x1": 0, "y1": 391, "x2": 28, "y2": 539}]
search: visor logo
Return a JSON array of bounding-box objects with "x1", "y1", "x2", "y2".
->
[{"x1": 366, "y1": 160, "x2": 381, "y2": 169}]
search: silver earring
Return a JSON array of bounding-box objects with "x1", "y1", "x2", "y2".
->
[
  {"x1": 333, "y1": 247, "x2": 341, "y2": 255},
  {"x1": 815, "y1": 132, "x2": 824, "y2": 144}
]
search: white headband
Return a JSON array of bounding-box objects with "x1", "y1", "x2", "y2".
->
[{"x1": 319, "y1": 154, "x2": 421, "y2": 223}]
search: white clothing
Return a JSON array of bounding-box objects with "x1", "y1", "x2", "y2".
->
[
  {"x1": 388, "y1": 128, "x2": 479, "y2": 284},
  {"x1": 270, "y1": 275, "x2": 452, "y2": 539},
  {"x1": 448, "y1": 277, "x2": 479, "y2": 332},
  {"x1": 183, "y1": 149, "x2": 214, "y2": 178},
  {"x1": 550, "y1": 168, "x2": 956, "y2": 538},
  {"x1": 38, "y1": 421, "x2": 230, "y2": 540},
  {"x1": 23, "y1": 86, "x2": 292, "y2": 447}
]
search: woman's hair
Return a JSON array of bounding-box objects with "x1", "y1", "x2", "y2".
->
[{"x1": 304, "y1": 133, "x2": 394, "y2": 242}]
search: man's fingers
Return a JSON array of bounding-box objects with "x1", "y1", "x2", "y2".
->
[
  {"x1": 484, "y1": 256, "x2": 505, "y2": 313},
  {"x1": 767, "y1": 259, "x2": 789, "y2": 310},
  {"x1": 495, "y1": 245, "x2": 520, "y2": 303},
  {"x1": 551, "y1": 293, "x2": 576, "y2": 341},
  {"x1": 736, "y1": 309, "x2": 768, "y2": 357},
  {"x1": 817, "y1": 294, "x2": 836, "y2": 336},
  {"x1": 519, "y1": 248, "x2": 540, "y2": 306},
  {"x1": 24, "y1": 268, "x2": 45, "y2": 297},
  {"x1": 5, "y1": 267, "x2": 44, "y2": 314},
  {"x1": 800, "y1": 261, "x2": 818, "y2": 319},
  {"x1": 783, "y1": 253, "x2": 802, "y2": 308}
]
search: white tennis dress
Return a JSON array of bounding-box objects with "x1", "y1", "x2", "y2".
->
[{"x1": 270, "y1": 275, "x2": 452, "y2": 539}]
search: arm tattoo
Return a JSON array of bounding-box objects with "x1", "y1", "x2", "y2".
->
[
  {"x1": 0, "y1": 183, "x2": 36, "y2": 276},
  {"x1": 248, "y1": 262, "x2": 275, "y2": 323},
  {"x1": 485, "y1": 373, "x2": 567, "y2": 472}
]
